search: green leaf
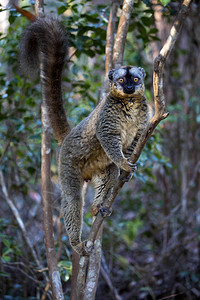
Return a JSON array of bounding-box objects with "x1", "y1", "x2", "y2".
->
[
  {"x1": 57, "y1": 5, "x2": 68, "y2": 15},
  {"x1": 2, "y1": 254, "x2": 11, "y2": 263},
  {"x1": 117, "y1": 255, "x2": 129, "y2": 268},
  {"x1": 8, "y1": 15, "x2": 16, "y2": 25},
  {"x1": 159, "y1": 0, "x2": 171, "y2": 6},
  {"x1": 141, "y1": 16, "x2": 152, "y2": 27},
  {"x1": 0, "y1": 271, "x2": 10, "y2": 278},
  {"x1": 29, "y1": 133, "x2": 41, "y2": 140},
  {"x1": 27, "y1": 166, "x2": 36, "y2": 175},
  {"x1": 137, "y1": 22, "x2": 147, "y2": 37},
  {"x1": 3, "y1": 239, "x2": 10, "y2": 248},
  {"x1": 149, "y1": 28, "x2": 158, "y2": 34},
  {"x1": 58, "y1": 261, "x2": 72, "y2": 269}
]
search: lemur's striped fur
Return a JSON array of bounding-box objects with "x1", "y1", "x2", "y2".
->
[{"x1": 20, "y1": 18, "x2": 149, "y2": 256}]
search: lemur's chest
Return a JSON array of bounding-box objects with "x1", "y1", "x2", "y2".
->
[
  {"x1": 119, "y1": 100, "x2": 148, "y2": 149},
  {"x1": 120, "y1": 120, "x2": 137, "y2": 149},
  {"x1": 120, "y1": 105, "x2": 140, "y2": 148}
]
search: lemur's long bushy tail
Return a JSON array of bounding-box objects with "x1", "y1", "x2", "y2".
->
[{"x1": 20, "y1": 18, "x2": 70, "y2": 144}]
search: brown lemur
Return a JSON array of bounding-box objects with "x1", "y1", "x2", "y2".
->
[{"x1": 20, "y1": 18, "x2": 149, "y2": 256}]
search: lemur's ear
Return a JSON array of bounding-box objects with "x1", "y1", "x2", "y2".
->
[
  {"x1": 138, "y1": 67, "x2": 146, "y2": 78},
  {"x1": 108, "y1": 69, "x2": 115, "y2": 81}
]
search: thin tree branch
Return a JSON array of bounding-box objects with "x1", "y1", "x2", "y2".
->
[
  {"x1": 0, "y1": 135, "x2": 13, "y2": 166},
  {"x1": 35, "y1": 0, "x2": 44, "y2": 18},
  {"x1": 100, "y1": 264, "x2": 122, "y2": 300},
  {"x1": 113, "y1": 0, "x2": 135, "y2": 68},
  {"x1": 183, "y1": 160, "x2": 200, "y2": 200},
  {"x1": 98, "y1": 1, "x2": 119, "y2": 104},
  {"x1": 105, "y1": 0, "x2": 119, "y2": 75},
  {"x1": 13, "y1": 3, "x2": 36, "y2": 22},
  {"x1": 76, "y1": 256, "x2": 88, "y2": 300},
  {"x1": 72, "y1": 182, "x2": 89, "y2": 300},
  {"x1": 84, "y1": 225, "x2": 103, "y2": 300},
  {"x1": 70, "y1": 250, "x2": 80, "y2": 300},
  {"x1": 159, "y1": 0, "x2": 192, "y2": 60},
  {"x1": 41, "y1": 282, "x2": 51, "y2": 300},
  {"x1": 5, "y1": 263, "x2": 41, "y2": 284},
  {"x1": 41, "y1": 105, "x2": 64, "y2": 300},
  {"x1": 56, "y1": 210, "x2": 64, "y2": 262},
  {"x1": 69, "y1": 49, "x2": 77, "y2": 61}
]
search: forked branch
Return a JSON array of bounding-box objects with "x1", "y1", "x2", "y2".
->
[
  {"x1": 105, "y1": 0, "x2": 119, "y2": 75},
  {"x1": 113, "y1": 0, "x2": 135, "y2": 67}
]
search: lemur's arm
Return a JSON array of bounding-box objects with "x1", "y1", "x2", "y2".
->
[{"x1": 96, "y1": 111, "x2": 134, "y2": 172}]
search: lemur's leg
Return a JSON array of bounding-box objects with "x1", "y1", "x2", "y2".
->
[
  {"x1": 60, "y1": 163, "x2": 91, "y2": 255},
  {"x1": 91, "y1": 164, "x2": 119, "y2": 216}
]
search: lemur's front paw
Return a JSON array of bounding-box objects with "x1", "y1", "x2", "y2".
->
[
  {"x1": 74, "y1": 241, "x2": 94, "y2": 256},
  {"x1": 120, "y1": 159, "x2": 137, "y2": 173},
  {"x1": 91, "y1": 203, "x2": 112, "y2": 217},
  {"x1": 119, "y1": 163, "x2": 137, "y2": 182},
  {"x1": 99, "y1": 204, "x2": 112, "y2": 217},
  {"x1": 127, "y1": 161, "x2": 137, "y2": 173}
]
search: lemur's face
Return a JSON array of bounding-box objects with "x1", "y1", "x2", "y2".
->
[{"x1": 108, "y1": 66, "x2": 146, "y2": 98}]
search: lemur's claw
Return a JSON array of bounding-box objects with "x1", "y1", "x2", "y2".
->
[
  {"x1": 128, "y1": 162, "x2": 137, "y2": 173},
  {"x1": 99, "y1": 205, "x2": 112, "y2": 217},
  {"x1": 120, "y1": 163, "x2": 137, "y2": 182}
]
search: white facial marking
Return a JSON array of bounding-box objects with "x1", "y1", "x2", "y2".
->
[
  {"x1": 129, "y1": 67, "x2": 142, "y2": 78},
  {"x1": 114, "y1": 68, "x2": 127, "y2": 80}
]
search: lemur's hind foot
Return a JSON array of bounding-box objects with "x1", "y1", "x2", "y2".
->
[{"x1": 73, "y1": 240, "x2": 94, "y2": 256}]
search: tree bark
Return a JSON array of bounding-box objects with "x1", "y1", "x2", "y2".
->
[
  {"x1": 113, "y1": 0, "x2": 135, "y2": 68},
  {"x1": 41, "y1": 105, "x2": 64, "y2": 300}
]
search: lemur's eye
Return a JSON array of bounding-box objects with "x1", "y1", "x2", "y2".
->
[
  {"x1": 133, "y1": 77, "x2": 139, "y2": 82},
  {"x1": 118, "y1": 78, "x2": 124, "y2": 83}
]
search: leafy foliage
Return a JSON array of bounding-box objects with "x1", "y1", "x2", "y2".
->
[{"x1": 0, "y1": 219, "x2": 22, "y2": 267}]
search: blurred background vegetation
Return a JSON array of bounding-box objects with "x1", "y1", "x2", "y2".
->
[{"x1": 0, "y1": 0, "x2": 200, "y2": 299}]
